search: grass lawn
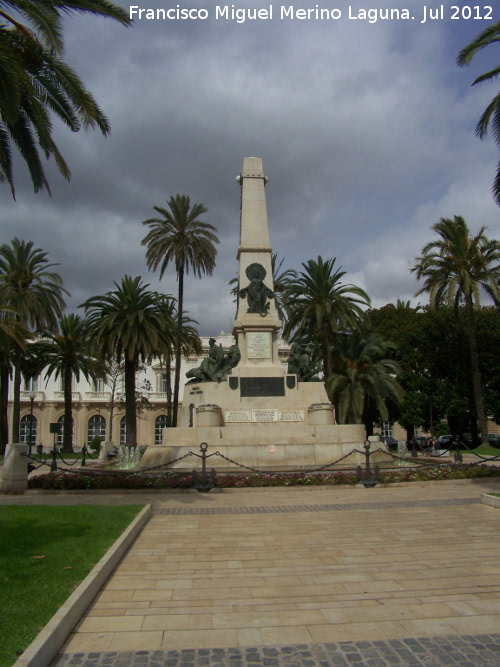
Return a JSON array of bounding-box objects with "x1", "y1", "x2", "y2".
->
[
  {"x1": 470, "y1": 444, "x2": 500, "y2": 457},
  {"x1": 0, "y1": 504, "x2": 143, "y2": 667}
]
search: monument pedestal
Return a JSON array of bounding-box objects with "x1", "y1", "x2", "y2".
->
[{"x1": 140, "y1": 158, "x2": 387, "y2": 471}]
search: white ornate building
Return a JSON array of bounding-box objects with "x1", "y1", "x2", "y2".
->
[{"x1": 8, "y1": 333, "x2": 291, "y2": 449}]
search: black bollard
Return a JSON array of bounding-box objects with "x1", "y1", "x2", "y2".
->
[
  {"x1": 356, "y1": 441, "x2": 380, "y2": 488},
  {"x1": 51, "y1": 447, "x2": 58, "y2": 473}
]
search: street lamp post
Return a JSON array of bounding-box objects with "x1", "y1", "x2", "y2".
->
[{"x1": 27, "y1": 391, "x2": 36, "y2": 457}]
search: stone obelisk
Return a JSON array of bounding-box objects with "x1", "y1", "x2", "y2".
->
[{"x1": 232, "y1": 157, "x2": 283, "y2": 376}]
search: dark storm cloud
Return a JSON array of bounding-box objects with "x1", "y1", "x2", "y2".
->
[{"x1": 2, "y1": 0, "x2": 500, "y2": 334}]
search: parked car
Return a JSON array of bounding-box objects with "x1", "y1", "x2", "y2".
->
[
  {"x1": 383, "y1": 436, "x2": 399, "y2": 450},
  {"x1": 436, "y1": 435, "x2": 453, "y2": 448},
  {"x1": 488, "y1": 434, "x2": 500, "y2": 449}
]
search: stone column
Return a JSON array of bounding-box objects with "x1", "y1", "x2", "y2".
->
[{"x1": 232, "y1": 158, "x2": 282, "y2": 372}]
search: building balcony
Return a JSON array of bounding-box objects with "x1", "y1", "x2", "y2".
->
[
  {"x1": 150, "y1": 392, "x2": 168, "y2": 401},
  {"x1": 84, "y1": 392, "x2": 112, "y2": 401},
  {"x1": 20, "y1": 390, "x2": 45, "y2": 402},
  {"x1": 54, "y1": 391, "x2": 81, "y2": 402}
]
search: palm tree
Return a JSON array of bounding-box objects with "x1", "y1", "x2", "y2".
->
[
  {"x1": 31, "y1": 314, "x2": 105, "y2": 452},
  {"x1": 0, "y1": 0, "x2": 130, "y2": 197},
  {"x1": 0, "y1": 238, "x2": 67, "y2": 442},
  {"x1": 411, "y1": 216, "x2": 500, "y2": 444},
  {"x1": 229, "y1": 252, "x2": 297, "y2": 324},
  {"x1": 283, "y1": 256, "x2": 371, "y2": 379},
  {"x1": 326, "y1": 331, "x2": 403, "y2": 426},
  {"x1": 142, "y1": 194, "x2": 219, "y2": 427},
  {"x1": 82, "y1": 276, "x2": 177, "y2": 446},
  {"x1": 457, "y1": 21, "x2": 500, "y2": 205},
  {"x1": 0, "y1": 305, "x2": 30, "y2": 453}
]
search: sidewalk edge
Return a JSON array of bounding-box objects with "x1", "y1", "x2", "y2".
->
[{"x1": 13, "y1": 504, "x2": 152, "y2": 667}]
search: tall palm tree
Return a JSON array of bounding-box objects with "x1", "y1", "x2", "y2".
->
[
  {"x1": 0, "y1": 0, "x2": 130, "y2": 197},
  {"x1": 0, "y1": 305, "x2": 30, "y2": 453},
  {"x1": 283, "y1": 256, "x2": 371, "y2": 379},
  {"x1": 326, "y1": 331, "x2": 403, "y2": 426},
  {"x1": 32, "y1": 313, "x2": 105, "y2": 452},
  {"x1": 412, "y1": 216, "x2": 500, "y2": 444},
  {"x1": 142, "y1": 194, "x2": 219, "y2": 427},
  {"x1": 82, "y1": 276, "x2": 177, "y2": 446},
  {"x1": 457, "y1": 21, "x2": 500, "y2": 205},
  {"x1": 0, "y1": 238, "x2": 67, "y2": 442}
]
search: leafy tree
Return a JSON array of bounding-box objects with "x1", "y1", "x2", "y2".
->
[
  {"x1": 142, "y1": 194, "x2": 219, "y2": 427},
  {"x1": 31, "y1": 313, "x2": 105, "y2": 452},
  {"x1": 283, "y1": 256, "x2": 370, "y2": 378},
  {"x1": 0, "y1": 0, "x2": 130, "y2": 197},
  {"x1": 82, "y1": 276, "x2": 177, "y2": 446},
  {"x1": 325, "y1": 331, "x2": 403, "y2": 428},
  {"x1": 458, "y1": 20, "x2": 500, "y2": 205},
  {"x1": 412, "y1": 216, "x2": 500, "y2": 444},
  {"x1": 0, "y1": 238, "x2": 67, "y2": 443}
]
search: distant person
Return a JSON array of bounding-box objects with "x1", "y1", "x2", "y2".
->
[{"x1": 425, "y1": 436, "x2": 436, "y2": 456}]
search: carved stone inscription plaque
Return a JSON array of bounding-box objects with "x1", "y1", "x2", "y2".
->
[
  {"x1": 252, "y1": 409, "x2": 278, "y2": 422},
  {"x1": 225, "y1": 410, "x2": 252, "y2": 423},
  {"x1": 278, "y1": 410, "x2": 304, "y2": 422},
  {"x1": 247, "y1": 332, "x2": 271, "y2": 359}
]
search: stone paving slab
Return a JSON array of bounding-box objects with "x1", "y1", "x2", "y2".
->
[
  {"x1": 4, "y1": 480, "x2": 500, "y2": 666},
  {"x1": 44, "y1": 480, "x2": 500, "y2": 666}
]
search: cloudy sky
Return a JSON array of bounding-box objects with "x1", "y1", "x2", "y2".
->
[{"x1": 2, "y1": 0, "x2": 499, "y2": 335}]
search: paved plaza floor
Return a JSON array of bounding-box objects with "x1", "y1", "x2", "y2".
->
[{"x1": 3, "y1": 479, "x2": 500, "y2": 665}]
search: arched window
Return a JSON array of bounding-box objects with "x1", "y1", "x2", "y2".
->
[
  {"x1": 56, "y1": 416, "x2": 73, "y2": 446},
  {"x1": 88, "y1": 415, "x2": 106, "y2": 443},
  {"x1": 155, "y1": 415, "x2": 168, "y2": 445},
  {"x1": 20, "y1": 415, "x2": 37, "y2": 446},
  {"x1": 120, "y1": 416, "x2": 127, "y2": 446}
]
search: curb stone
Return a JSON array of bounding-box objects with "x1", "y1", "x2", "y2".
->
[
  {"x1": 481, "y1": 492, "x2": 500, "y2": 508},
  {"x1": 13, "y1": 504, "x2": 152, "y2": 667}
]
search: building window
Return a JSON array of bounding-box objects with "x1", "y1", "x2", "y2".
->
[
  {"x1": 160, "y1": 373, "x2": 169, "y2": 393},
  {"x1": 155, "y1": 415, "x2": 168, "y2": 444},
  {"x1": 93, "y1": 378, "x2": 105, "y2": 392},
  {"x1": 20, "y1": 415, "x2": 37, "y2": 446},
  {"x1": 56, "y1": 416, "x2": 73, "y2": 446},
  {"x1": 24, "y1": 377, "x2": 37, "y2": 392},
  {"x1": 88, "y1": 415, "x2": 106, "y2": 443},
  {"x1": 381, "y1": 422, "x2": 393, "y2": 439},
  {"x1": 120, "y1": 416, "x2": 127, "y2": 446}
]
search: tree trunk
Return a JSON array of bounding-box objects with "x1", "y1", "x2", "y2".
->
[
  {"x1": 12, "y1": 362, "x2": 21, "y2": 443},
  {"x1": 0, "y1": 358, "x2": 9, "y2": 454},
  {"x1": 165, "y1": 349, "x2": 172, "y2": 427},
  {"x1": 172, "y1": 266, "x2": 184, "y2": 427},
  {"x1": 124, "y1": 358, "x2": 137, "y2": 446},
  {"x1": 62, "y1": 364, "x2": 73, "y2": 453},
  {"x1": 464, "y1": 295, "x2": 488, "y2": 444},
  {"x1": 321, "y1": 319, "x2": 333, "y2": 380}
]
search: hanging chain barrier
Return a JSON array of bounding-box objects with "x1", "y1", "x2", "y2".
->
[
  {"x1": 23, "y1": 443, "x2": 100, "y2": 474},
  {"x1": 24, "y1": 436, "x2": 500, "y2": 485},
  {"x1": 454, "y1": 437, "x2": 500, "y2": 462}
]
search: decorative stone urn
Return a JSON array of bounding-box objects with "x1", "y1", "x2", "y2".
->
[
  {"x1": 195, "y1": 404, "x2": 222, "y2": 427},
  {"x1": 308, "y1": 402, "x2": 335, "y2": 425}
]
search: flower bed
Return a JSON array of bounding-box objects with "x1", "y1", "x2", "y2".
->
[{"x1": 27, "y1": 462, "x2": 500, "y2": 491}]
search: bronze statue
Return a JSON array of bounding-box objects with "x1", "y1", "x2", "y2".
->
[
  {"x1": 287, "y1": 342, "x2": 318, "y2": 382},
  {"x1": 239, "y1": 263, "x2": 274, "y2": 317},
  {"x1": 186, "y1": 338, "x2": 241, "y2": 383}
]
